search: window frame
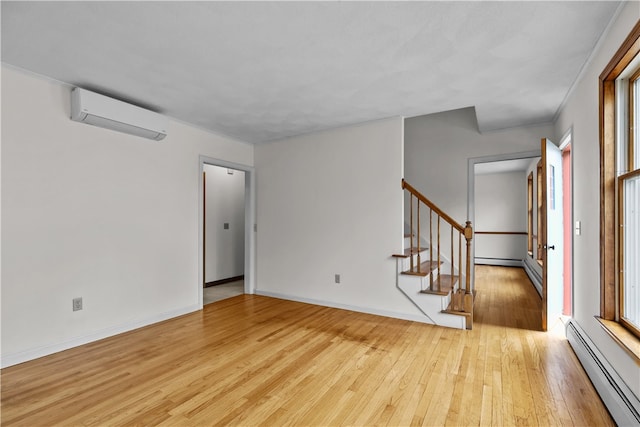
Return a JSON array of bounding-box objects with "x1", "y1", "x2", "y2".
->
[
  {"x1": 629, "y1": 68, "x2": 640, "y2": 172},
  {"x1": 599, "y1": 20, "x2": 640, "y2": 342},
  {"x1": 536, "y1": 160, "x2": 543, "y2": 264},
  {"x1": 618, "y1": 168, "x2": 640, "y2": 337}
]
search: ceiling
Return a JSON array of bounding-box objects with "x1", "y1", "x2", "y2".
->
[{"x1": 1, "y1": 1, "x2": 621, "y2": 143}]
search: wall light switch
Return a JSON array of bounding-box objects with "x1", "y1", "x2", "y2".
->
[
  {"x1": 335, "y1": 274, "x2": 341, "y2": 284},
  {"x1": 224, "y1": 223, "x2": 229, "y2": 230},
  {"x1": 575, "y1": 220, "x2": 581, "y2": 236}
]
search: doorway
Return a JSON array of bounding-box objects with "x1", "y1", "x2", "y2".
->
[
  {"x1": 198, "y1": 156, "x2": 256, "y2": 309},
  {"x1": 560, "y1": 134, "x2": 573, "y2": 317},
  {"x1": 203, "y1": 164, "x2": 245, "y2": 305},
  {"x1": 467, "y1": 150, "x2": 542, "y2": 292},
  {"x1": 539, "y1": 132, "x2": 574, "y2": 330}
]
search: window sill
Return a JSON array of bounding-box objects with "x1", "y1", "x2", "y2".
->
[{"x1": 595, "y1": 316, "x2": 640, "y2": 365}]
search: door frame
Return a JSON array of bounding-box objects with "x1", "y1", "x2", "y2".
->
[
  {"x1": 198, "y1": 156, "x2": 256, "y2": 308},
  {"x1": 467, "y1": 150, "x2": 542, "y2": 291},
  {"x1": 558, "y1": 128, "x2": 574, "y2": 317}
]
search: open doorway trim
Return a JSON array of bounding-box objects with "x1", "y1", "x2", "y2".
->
[
  {"x1": 198, "y1": 156, "x2": 256, "y2": 309},
  {"x1": 467, "y1": 150, "x2": 541, "y2": 291},
  {"x1": 558, "y1": 127, "x2": 574, "y2": 317}
]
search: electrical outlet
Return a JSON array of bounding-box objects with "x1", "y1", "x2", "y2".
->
[
  {"x1": 72, "y1": 297, "x2": 83, "y2": 311},
  {"x1": 335, "y1": 274, "x2": 341, "y2": 284}
]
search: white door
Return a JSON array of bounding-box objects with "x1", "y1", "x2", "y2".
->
[{"x1": 541, "y1": 138, "x2": 564, "y2": 331}]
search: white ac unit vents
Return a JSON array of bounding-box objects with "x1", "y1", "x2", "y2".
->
[{"x1": 70, "y1": 88, "x2": 167, "y2": 141}]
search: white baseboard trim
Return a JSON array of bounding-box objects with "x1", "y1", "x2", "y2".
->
[
  {"x1": 522, "y1": 258, "x2": 543, "y2": 297},
  {"x1": 475, "y1": 257, "x2": 523, "y2": 267},
  {"x1": 566, "y1": 320, "x2": 640, "y2": 426},
  {"x1": 254, "y1": 290, "x2": 432, "y2": 324},
  {"x1": 0, "y1": 304, "x2": 200, "y2": 368}
]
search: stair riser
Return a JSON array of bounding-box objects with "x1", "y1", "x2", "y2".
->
[
  {"x1": 398, "y1": 273, "x2": 454, "y2": 306},
  {"x1": 397, "y1": 278, "x2": 465, "y2": 329},
  {"x1": 401, "y1": 250, "x2": 459, "y2": 276},
  {"x1": 400, "y1": 250, "x2": 430, "y2": 271}
]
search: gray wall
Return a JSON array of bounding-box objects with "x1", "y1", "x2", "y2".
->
[{"x1": 474, "y1": 171, "x2": 527, "y2": 262}]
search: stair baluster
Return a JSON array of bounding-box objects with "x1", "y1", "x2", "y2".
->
[
  {"x1": 437, "y1": 216, "x2": 441, "y2": 292},
  {"x1": 410, "y1": 194, "x2": 414, "y2": 272},
  {"x1": 417, "y1": 199, "x2": 421, "y2": 273},
  {"x1": 429, "y1": 208, "x2": 433, "y2": 291}
]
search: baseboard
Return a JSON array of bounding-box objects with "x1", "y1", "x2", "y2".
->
[
  {"x1": 205, "y1": 275, "x2": 244, "y2": 288},
  {"x1": 475, "y1": 257, "x2": 523, "y2": 267},
  {"x1": 0, "y1": 304, "x2": 200, "y2": 368},
  {"x1": 254, "y1": 290, "x2": 432, "y2": 324},
  {"x1": 566, "y1": 320, "x2": 640, "y2": 426},
  {"x1": 522, "y1": 258, "x2": 542, "y2": 297}
]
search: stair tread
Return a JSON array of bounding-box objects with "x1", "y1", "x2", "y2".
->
[
  {"x1": 441, "y1": 308, "x2": 471, "y2": 318},
  {"x1": 401, "y1": 260, "x2": 441, "y2": 277},
  {"x1": 419, "y1": 274, "x2": 458, "y2": 294},
  {"x1": 391, "y1": 247, "x2": 428, "y2": 258}
]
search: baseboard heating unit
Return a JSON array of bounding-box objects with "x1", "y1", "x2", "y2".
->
[{"x1": 565, "y1": 320, "x2": 640, "y2": 426}]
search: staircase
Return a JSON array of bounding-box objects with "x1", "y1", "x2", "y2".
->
[{"x1": 393, "y1": 179, "x2": 474, "y2": 330}]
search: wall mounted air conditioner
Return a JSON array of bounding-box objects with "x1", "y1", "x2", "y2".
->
[{"x1": 70, "y1": 87, "x2": 167, "y2": 141}]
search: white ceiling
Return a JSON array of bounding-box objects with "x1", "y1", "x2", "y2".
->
[{"x1": 1, "y1": 1, "x2": 621, "y2": 143}]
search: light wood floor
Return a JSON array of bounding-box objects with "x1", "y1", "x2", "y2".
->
[{"x1": 1, "y1": 266, "x2": 613, "y2": 426}]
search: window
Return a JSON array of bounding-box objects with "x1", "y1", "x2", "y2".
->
[
  {"x1": 619, "y1": 68, "x2": 640, "y2": 337},
  {"x1": 600, "y1": 20, "x2": 640, "y2": 342}
]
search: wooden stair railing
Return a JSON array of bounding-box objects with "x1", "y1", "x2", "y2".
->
[{"x1": 401, "y1": 179, "x2": 474, "y2": 328}]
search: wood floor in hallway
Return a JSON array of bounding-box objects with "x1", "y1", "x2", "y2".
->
[{"x1": 1, "y1": 266, "x2": 613, "y2": 426}]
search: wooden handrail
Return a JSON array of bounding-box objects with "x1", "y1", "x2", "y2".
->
[{"x1": 402, "y1": 179, "x2": 465, "y2": 232}]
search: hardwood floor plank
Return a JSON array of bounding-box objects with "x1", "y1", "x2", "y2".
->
[{"x1": 1, "y1": 266, "x2": 614, "y2": 426}]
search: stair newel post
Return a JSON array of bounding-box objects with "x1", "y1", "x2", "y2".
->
[
  {"x1": 410, "y1": 193, "x2": 414, "y2": 272},
  {"x1": 464, "y1": 220, "x2": 474, "y2": 329},
  {"x1": 429, "y1": 208, "x2": 433, "y2": 291},
  {"x1": 417, "y1": 201, "x2": 421, "y2": 274},
  {"x1": 437, "y1": 215, "x2": 441, "y2": 292},
  {"x1": 458, "y1": 232, "x2": 462, "y2": 311},
  {"x1": 464, "y1": 221, "x2": 473, "y2": 295}
]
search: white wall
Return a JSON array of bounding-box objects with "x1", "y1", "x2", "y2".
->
[
  {"x1": 1, "y1": 67, "x2": 253, "y2": 366},
  {"x1": 204, "y1": 164, "x2": 245, "y2": 283},
  {"x1": 254, "y1": 117, "x2": 424, "y2": 320},
  {"x1": 474, "y1": 171, "x2": 527, "y2": 261},
  {"x1": 553, "y1": 1, "x2": 640, "y2": 399}
]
